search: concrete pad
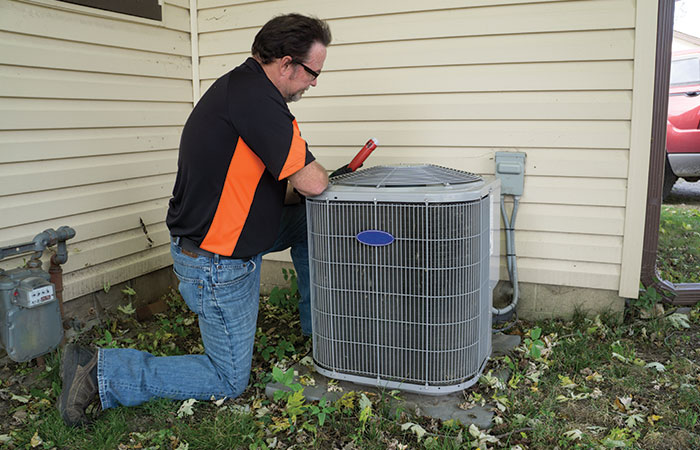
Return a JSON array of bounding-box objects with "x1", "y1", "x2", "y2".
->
[
  {"x1": 492, "y1": 333, "x2": 522, "y2": 357},
  {"x1": 265, "y1": 333, "x2": 521, "y2": 429},
  {"x1": 676, "y1": 307, "x2": 692, "y2": 316}
]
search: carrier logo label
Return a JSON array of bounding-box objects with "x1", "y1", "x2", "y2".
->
[{"x1": 356, "y1": 230, "x2": 394, "y2": 246}]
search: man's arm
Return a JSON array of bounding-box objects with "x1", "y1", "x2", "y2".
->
[{"x1": 288, "y1": 161, "x2": 328, "y2": 197}]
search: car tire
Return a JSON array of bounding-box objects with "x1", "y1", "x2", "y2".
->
[{"x1": 662, "y1": 156, "x2": 677, "y2": 201}]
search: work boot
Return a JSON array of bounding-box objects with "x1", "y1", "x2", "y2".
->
[{"x1": 58, "y1": 344, "x2": 99, "y2": 426}]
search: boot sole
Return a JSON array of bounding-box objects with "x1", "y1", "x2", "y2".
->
[{"x1": 58, "y1": 344, "x2": 93, "y2": 426}]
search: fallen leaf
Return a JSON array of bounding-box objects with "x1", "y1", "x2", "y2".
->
[
  {"x1": 614, "y1": 397, "x2": 627, "y2": 413},
  {"x1": 458, "y1": 401, "x2": 474, "y2": 410},
  {"x1": 401, "y1": 422, "x2": 427, "y2": 441},
  {"x1": 556, "y1": 395, "x2": 569, "y2": 403},
  {"x1": 11, "y1": 394, "x2": 30, "y2": 403},
  {"x1": 491, "y1": 393, "x2": 509, "y2": 412},
  {"x1": 648, "y1": 414, "x2": 663, "y2": 425},
  {"x1": 12, "y1": 410, "x2": 28, "y2": 425},
  {"x1": 30, "y1": 431, "x2": 42, "y2": 448},
  {"x1": 229, "y1": 404, "x2": 250, "y2": 415},
  {"x1": 603, "y1": 438, "x2": 628, "y2": 447},
  {"x1": 618, "y1": 396, "x2": 633, "y2": 409},
  {"x1": 612, "y1": 352, "x2": 628, "y2": 363},
  {"x1": 645, "y1": 362, "x2": 666, "y2": 372},
  {"x1": 468, "y1": 424, "x2": 500, "y2": 448},
  {"x1": 564, "y1": 429, "x2": 583, "y2": 440},
  {"x1": 631, "y1": 357, "x2": 647, "y2": 367},
  {"x1": 327, "y1": 379, "x2": 343, "y2": 392},
  {"x1": 559, "y1": 375, "x2": 577, "y2": 389},
  {"x1": 479, "y1": 370, "x2": 506, "y2": 390},
  {"x1": 210, "y1": 396, "x2": 226, "y2": 407},
  {"x1": 585, "y1": 371, "x2": 604, "y2": 382},
  {"x1": 299, "y1": 374, "x2": 316, "y2": 386},
  {"x1": 359, "y1": 393, "x2": 372, "y2": 411},
  {"x1": 626, "y1": 414, "x2": 644, "y2": 428},
  {"x1": 299, "y1": 356, "x2": 314, "y2": 366},
  {"x1": 177, "y1": 398, "x2": 197, "y2": 418},
  {"x1": 667, "y1": 313, "x2": 691, "y2": 329}
]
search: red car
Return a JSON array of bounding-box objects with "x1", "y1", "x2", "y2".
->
[{"x1": 664, "y1": 49, "x2": 700, "y2": 199}]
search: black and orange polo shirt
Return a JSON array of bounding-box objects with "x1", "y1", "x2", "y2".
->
[{"x1": 166, "y1": 58, "x2": 315, "y2": 258}]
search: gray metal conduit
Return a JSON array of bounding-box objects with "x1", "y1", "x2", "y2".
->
[{"x1": 492, "y1": 195, "x2": 520, "y2": 318}]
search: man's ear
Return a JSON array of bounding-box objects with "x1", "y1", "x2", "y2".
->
[{"x1": 279, "y1": 56, "x2": 295, "y2": 78}]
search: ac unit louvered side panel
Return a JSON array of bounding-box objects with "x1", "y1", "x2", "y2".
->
[{"x1": 308, "y1": 195, "x2": 492, "y2": 394}]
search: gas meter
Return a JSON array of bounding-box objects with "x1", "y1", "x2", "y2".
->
[{"x1": 0, "y1": 227, "x2": 75, "y2": 362}]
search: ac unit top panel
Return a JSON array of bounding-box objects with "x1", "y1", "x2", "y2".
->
[
  {"x1": 312, "y1": 165, "x2": 500, "y2": 203},
  {"x1": 333, "y1": 164, "x2": 481, "y2": 188}
]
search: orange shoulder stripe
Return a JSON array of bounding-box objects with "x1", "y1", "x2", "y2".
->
[
  {"x1": 200, "y1": 138, "x2": 265, "y2": 256},
  {"x1": 278, "y1": 119, "x2": 308, "y2": 180}
]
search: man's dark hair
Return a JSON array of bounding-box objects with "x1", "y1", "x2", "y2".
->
[{"x1": 252, "y1": 14, "x2": 331, "y2": 64}]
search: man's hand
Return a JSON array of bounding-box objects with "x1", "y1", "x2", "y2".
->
[{"x1": 329, "y1": 164, "x2": 353, "y2": 178}]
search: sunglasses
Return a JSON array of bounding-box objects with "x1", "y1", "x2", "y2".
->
[{"x1": 292, "y1": 60, "x2": 320, "y2": 79}]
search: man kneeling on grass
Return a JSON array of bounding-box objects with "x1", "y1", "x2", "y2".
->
[{"x1": 58, "y1": 13, "x2": 331, "y2": 426}]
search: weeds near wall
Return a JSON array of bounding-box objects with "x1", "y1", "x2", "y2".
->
[{"x1": 657, "y1": 204, "x2": 700, "y2": 283}]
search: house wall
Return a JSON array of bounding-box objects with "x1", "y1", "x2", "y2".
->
[
  {"x1": 0, "y1": 0, "x2": 659, "y2": 316},
  {"x1": 0, "y1": 0, "x2": 193, "y2": 301},
  {"x1": 673, "y1": 31, "x2": 700, "y2": 51},
  {"x1": 197, "y1": 0, "x2": 657, "y2": 302}
]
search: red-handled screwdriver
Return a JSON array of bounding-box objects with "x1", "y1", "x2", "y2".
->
[{"x1": 330, "y1": 138, "x2": 379, "y2": 178}]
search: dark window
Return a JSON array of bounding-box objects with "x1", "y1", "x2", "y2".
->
[{"x1": 57, "y1": 0, "x2": 162, "y2": 21}]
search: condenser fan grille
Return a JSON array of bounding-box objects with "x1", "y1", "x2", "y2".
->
[{"x1": 332, "y1": 164, "x2": 482, "y2": 188}]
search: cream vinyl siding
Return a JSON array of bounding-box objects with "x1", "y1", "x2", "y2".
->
[
  {"x1": 0, "y1": 0, "x2": 192, "y2": 301},
  {"x1": 197, "y1": 0, "x2": 652, "y2": 295},
  {"x1": 0, "y1": 0, "x2": 656, "y2": 305}
]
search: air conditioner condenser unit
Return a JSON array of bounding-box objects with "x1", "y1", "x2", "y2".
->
[{"x1": 306, "y1": 165, "x2": 500, "y2": 394}]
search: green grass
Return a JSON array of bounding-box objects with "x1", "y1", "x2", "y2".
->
[
  {"x1": 1, "y1": 285, "x2": 699, "y2": 449},
  {"x1": 657, "y1": 204, "x2": 700, "y2": 283}
]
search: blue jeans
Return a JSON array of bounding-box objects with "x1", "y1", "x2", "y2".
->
[
  {"x1": 98, "y1": 204, "x2": 310, "y2": 409},
  {"x1": 263, "y1": 203, "x2": 311, "y2": 336}
]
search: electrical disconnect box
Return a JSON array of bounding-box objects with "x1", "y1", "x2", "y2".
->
[
  {"x1": 0, "y1": 227, "x2": 75, "y2": 362},
  {"x1": 495, "y1": 152, "x2": 526, "y2": 196}
]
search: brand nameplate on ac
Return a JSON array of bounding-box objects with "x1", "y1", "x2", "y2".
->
[{"x1": 356, "y1": 230, "x2": 394, "y2": 246}]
